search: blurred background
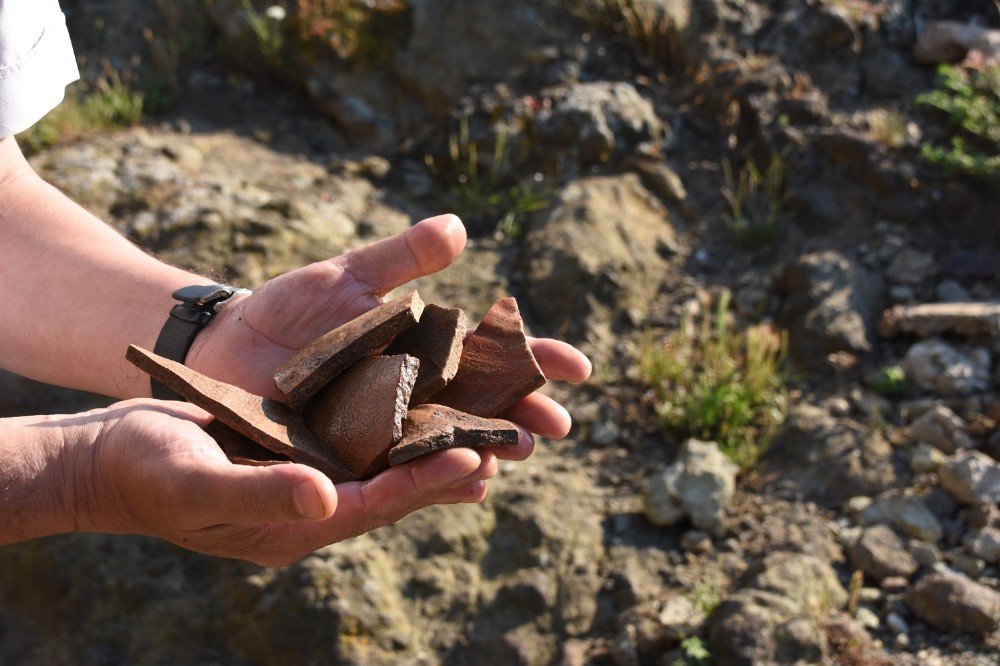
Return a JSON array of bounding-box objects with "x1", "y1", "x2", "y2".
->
[{"x1": 1, "y1": 0, "x2": 999, "y2": 663}]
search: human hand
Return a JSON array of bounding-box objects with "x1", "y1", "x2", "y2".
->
[
  {"x1": 185, "y1": 214, "x2": 592, "y2": 460},
  {"x1": 67, "y1": 399, "x2": 499, "y2": 566}
]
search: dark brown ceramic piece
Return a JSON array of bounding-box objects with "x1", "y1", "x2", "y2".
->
[
  {"x1": 388, "y1": 404, "x2": 519, "y2": 466},
  {"x1": 383, "y1": 303, "x2": 468, "y2": 404},
  {"x1": 206, "y1": 419, "x2": 286, "y2": 463},
  {"x1": 126, "y1": 345, "x2": 356, "y2": 482},
  {"x1": 229, "y1": 458, "x2": 294, "y2": 468},
  {"x1": 303, "y1": 354, "x2": 419, "y2": 479},
  {"x1": 431, "y1": 297, "x2": 546, "y2": 417},
  {"x1": 273, "y1": 291, "x2": 425, "y2": 410}
]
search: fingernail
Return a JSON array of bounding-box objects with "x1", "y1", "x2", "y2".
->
[
  {"x1": 442, "y1": 214, "x2": 463, "y2": 236},
  {"x1": 293, "y1": 481, "x2": 326, "y2": 520}
]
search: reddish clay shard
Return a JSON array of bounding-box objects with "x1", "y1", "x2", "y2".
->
[
  {"x1": 388, "y1": 404, "x2": 519, "y2": 466},
  {"x1": 383, "y1": 303, "x2": 468, "y2": 405},
  {"x1": 229, "y1": 458, "x2": 294, "y2": 468},
  {"x1": 206, "y1": 419, "x2": 286, "y2": 463},
  {"x1": 304, "y1": 354, "x2": 419, "y2": 479},
  {"x1": 273, "y1": 291, "x2": 424, "y2": 410},
  {"x1": 431, "y1": 297, "x2": 546, "y2": 417},
  {"x1": 126, "y1": 345, "x2": 356, "y2": 483}
]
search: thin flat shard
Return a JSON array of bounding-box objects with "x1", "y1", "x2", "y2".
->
[
  {"x1": 383, "y1": 303, "x2": 468, "y2": 404},
  {"x1": 273, "y1": 291, "x2": 425, "y2": 410},
  {"x1": 230, "y1": 458, "x2": 294, "y2": 468},
  {"x1": 431, "y1": 297, "x2": 546, "y2": 417},
  {"x1": 126, "y1": 345, "x2": 356, "y2": 483},
  {"x1": 388, "y1": 404, "x2": 519, "y2": 466},
  {"x1": 303, "y1": 354, "x2": 419, "y2": 479},
  {"x1": 878, "y1": 302, "x2": 1000, "y2": 339},
  {"x1": 206, "y1": 419, "x2": 287, "y2": 463}
]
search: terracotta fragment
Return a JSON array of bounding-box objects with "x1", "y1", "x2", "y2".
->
[
  {"x1": 383, "y1": 303, "x2": 468, "y2": 404},
  {"x1": 431, "y1": 297, "x2": 546, "y2": 417},
  {"x1": 303, "y1": 354, "x2": 419, "y2": 479},
  {"x1": 229, "y1": 458, "x2": 294, "y2": 468},
  {"x1": 273, "y1": 291, "x2": 425, "y2": 410},
  {"x1": 388, "y1": 404, "x2": 519, "y2": 466},
  {"x1": 206, "y1": 419, "x2": 286, "y2": 463},
  {"x1": 126, "y1": 345, "x2": 356, "y2": 482}
]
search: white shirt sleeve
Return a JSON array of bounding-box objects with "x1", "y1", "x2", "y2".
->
[{"x1": 0, "y1": 0, "x2": 79, "y2": 137}]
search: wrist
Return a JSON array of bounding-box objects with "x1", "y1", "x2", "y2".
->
[
  {"x1": 0, "y1": 412, "x2": 103, "y2": 544},
  {"x1": 150, "y1": 285, "x2": 252, "y2": 398}
]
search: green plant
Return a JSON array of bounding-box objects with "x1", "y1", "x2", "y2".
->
[
  {"x1": 17, "y1": 67, "x2": 144, "y2": 155},
  {"x1": 872, "y1": 364, "x2": 906, "y2": 398},
  {"x1": 690, "y1": 571, "x2": 724, "y2": 615},
  {"x1": 641, "y1": 290, "x2": 788, "y2": 468},
  {"x1": 426, "y1": 117, "x2": 550, "y2": 238},
  {"x1": 721, "y1": 154, "x2": 787, "y2": 246},
  {"x1": 672, "y1": 636, "x2": 711, "y2": 666},
  {"x1": 243, "y1": 0, "x2": 287, "y2": 63},
  {"x1": 916, "y1": 64, "x2": 1000, "y2": 178},
  {"x1": 295, "y1": 0, "x2": 410, "y2": 66},
  {"x1": 575, "y1": 0, "x2": 685, "y2": 69}
]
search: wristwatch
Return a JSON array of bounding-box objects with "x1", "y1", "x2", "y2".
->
[{"x1": 151, "y1": 284, "x2": 251, "y2": 400}]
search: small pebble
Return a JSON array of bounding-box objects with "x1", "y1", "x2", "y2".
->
[
  {"x1": 880, "y1": 576, "x2": 909, "y2": 591},
  {"x1": 909, "y1": 540, "x2": 943, "y2": 568},
  {"x1": 856, "y1": 607, "x2": 880, "y2": 629},
  {"x1": 590, "y1": 421, "x2": 619, "y2": 445},
  {"x1": 887, "y1": 611, "x2": 909, "y2": 635},
  {"x1": 680, "y1": 530, "x2": 712, "y2": 554}
]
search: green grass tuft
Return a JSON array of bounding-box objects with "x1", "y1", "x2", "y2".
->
[
  {"x1": 916, "y1": 64, "x2": 1000, "y2": 178},
  {"x1": 641, "y1": 291, "x2": 788, "y2": 468},
  {"x1": 17, "y1": 68, "x2": 144, "y2": 156},
  {"x1": 721, "y1": 154, "x2": 787, "y2": 247},
  {"x1": 426, "y1": 117, "x2": 550, "y2": 238}
]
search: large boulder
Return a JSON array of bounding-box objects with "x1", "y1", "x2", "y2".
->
[
  {"x1": 938, "y1": 450, "x2": 1000, "y2": 505},
  {"x1": 901, "y1": 339, "x2": 993, "y2": 397},
  {"x1": 522, "y1": 174, "x2": 676, "y2": 341},
  {"x1": 763, "y1": 404, "x2": 904, "y2": 506},
  {"x1": 707, "y1": 552, "x2": 847, "y2": 665},
  {"x1": 848, "y1": 524, "x2": 919, "y2": 582},
  {"x1": 393, "y1": 0, "x2": 570, "y2": 115},
  {"x1": 859, "y1": 489, "x2": 944, "y2": 544},
  {"x1": 643, "y1": 439, "x2": 738, "y2": 536},
  {"x1": 907, "y1": 572, "x2": 1000, "y2": 635},
  {"x1": 908, "y1": 404, "x2": 973, "y2": 454},
  {"x1": 534, "y1": 82, "x2": 665, "y2": 169},
  {"x1": 776, "y1": 251, "x2": 883, "y2": 367}
]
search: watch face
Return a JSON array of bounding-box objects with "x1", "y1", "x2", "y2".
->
[{"x1": 172, "y1": 284, "x2": 235, "y2": 306}]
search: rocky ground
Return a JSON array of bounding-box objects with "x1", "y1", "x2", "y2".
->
[{"x1": 1, "y1": 1, "x2": 999, "y2": 664}]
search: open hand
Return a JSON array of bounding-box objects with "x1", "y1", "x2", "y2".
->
[
  {"x1": 72, "y1": 399, "x2": 500, "y2": 566},
  {"x1": 185, "y1": 214, "x2": 592, "y2": 456},
  {"x1": 155, "y1": 215, "x2": 590, "y2": 561}
]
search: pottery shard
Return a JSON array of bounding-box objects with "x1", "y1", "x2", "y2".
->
[
  {"x1": 273, "y1": 291, "x2": 424, "y2": 410},
  {"x1": 431, "y1": 297, "x2": 546, "y2": 417},
  {"x1": 126, "y1": 345, "x2": 355, "y2": 482},
  {"x1": 383, "y1": 304, "x2": 468, "y2": 404},
  {"x1": 388, "y1": 404, "x2": 520, "y2": 466},
  {"x1": 303, "y1": 354, "x2": 419, "y2": 479},
  {"x1": 206, "y1": 420, "x2": 286, "y2": 463}
]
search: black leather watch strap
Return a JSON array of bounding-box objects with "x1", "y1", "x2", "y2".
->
[{"x1": 150, "y1": 285, "x2": 248, "y2": 400}]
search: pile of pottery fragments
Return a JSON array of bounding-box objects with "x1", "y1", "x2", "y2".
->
[{"x1": 127, "y1": 292, "x2": 546, "y2": 481}]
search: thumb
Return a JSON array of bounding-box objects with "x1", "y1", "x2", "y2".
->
[{"x1": 173, "y1": 461, "x2": 339, "y2": 526}]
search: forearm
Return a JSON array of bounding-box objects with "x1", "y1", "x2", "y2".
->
[
  {"x1": 0, "y1": 136, "x2": 211, "y2": 397},
  {"x1": 0, "y1": 413, "x2": 89, "y2": 545}
]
